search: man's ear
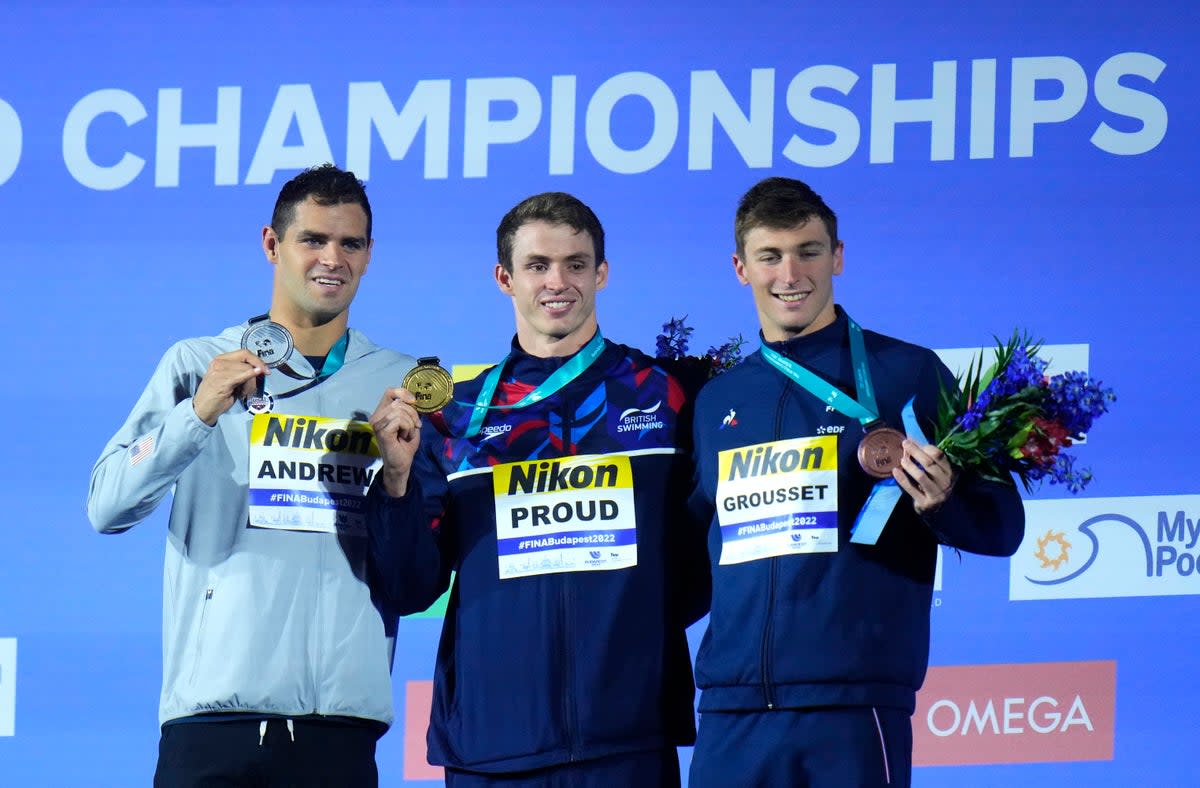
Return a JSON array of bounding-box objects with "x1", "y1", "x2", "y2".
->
[
  {"x1": 495, "y1": 263, "x2": 514, "y2": 295},
  {"x1": 262, "y1": 225, "x2": 280, "y2": 264},
  {"x1": 732, "y1": 253, "x2": 750, "y2": 285},
  {"x1": 594, "y1": 259, "x2": 609, "y2": 292}
]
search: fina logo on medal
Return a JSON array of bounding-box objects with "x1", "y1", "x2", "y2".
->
[{"x1": 1011, "y1": 495, "x2": 1200, "y2": 600}]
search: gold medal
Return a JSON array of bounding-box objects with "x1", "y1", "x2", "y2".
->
[{"x1": 403, "y1": 356, "x2": 454, "y2": 414}]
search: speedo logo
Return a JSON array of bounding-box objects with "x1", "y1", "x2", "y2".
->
[
  {"x1": 259, "y1": 416, "x2": 374, "y2": 454},
  {"x1": 480, "y1": 424, "x2": 513, "y2": 439},
  {"x1": 616, "y1": 401, "x2": 665, "y2": 433}
]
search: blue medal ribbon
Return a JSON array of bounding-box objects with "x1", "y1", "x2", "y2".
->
[
  {"x1": 464, "y1": 332, "x2": 606, "y2": 438},
  {"x1": 849, "y1": 397, "x2": 930, "y2": 545}
]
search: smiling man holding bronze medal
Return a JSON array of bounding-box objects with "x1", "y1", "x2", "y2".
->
[
  {"x1": 87, "y1": 164, "x2": 416, "y2": 786},
  {"x1": 684, "y1": 177, "x2": 1026, "y2": 787},
  {"x1": 364, "y1": 192, "x2": 707, "y2": 787}
]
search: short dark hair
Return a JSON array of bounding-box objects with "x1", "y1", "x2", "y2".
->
[
  {"x1": 735, "y1": 177, "x2": 838, "y2": 256},
  {"x1": 496, "y1": 192, "x2": 605, "y2": 272},
  {"x1": 271, "y1": 163, "x2": 372, "y2": 240}
]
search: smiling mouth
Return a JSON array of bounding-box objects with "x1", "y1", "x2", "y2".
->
[
  {"x1": 542, "y1": 300, "x2": 573, "y2": 310},
  {"x1": 314, "y1": 277, "x2": 344, "y2": 287},
  {"x1": 774, "y1": 292, "x2": 809, "y2": 303}
]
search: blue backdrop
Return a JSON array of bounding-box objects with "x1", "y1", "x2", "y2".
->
[{"x1": 1, "y1": 1, "x2": 1196, "y2": 784}]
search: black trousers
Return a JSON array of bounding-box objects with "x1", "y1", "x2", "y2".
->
[
  {"x1": 689, "y1": 707, "x2": 913, "y2": 788},
  {"x1": 154, "y1": 717, "x2": 381, "y2": 788},
  {"x1": 444, "y1": 748, "x2": 681, "y2": 788}
]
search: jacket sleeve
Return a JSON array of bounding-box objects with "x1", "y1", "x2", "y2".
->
[
  {"x1": 364, "y1": 427, "x2": 454, "y2": 615},
  {"x1": 913, "y1": 352, "x2": 1026, "y2": 557},
  {"x1": 86, "y1": 343, "x2": 217, "y2": 534},
  {"x1": 675, "y1": 389, "x2": 715, "y2": 626}
]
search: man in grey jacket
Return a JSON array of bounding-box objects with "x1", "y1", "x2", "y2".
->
[{"x1": 88, "y1": 164, "x2": 415, "y2": 787}]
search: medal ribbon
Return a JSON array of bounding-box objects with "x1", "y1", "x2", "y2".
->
[
  {"x1": 464, "y1": 332, "x2": 606, "y2": 438},
  {"x1": 849, "y1": 398, "x2": 930, "y2": 545},
  {"x1": 245, "y1": 312, "x2": 349, "y2": 402},
  {"x1": 758, "y1": 317, "x2": 879, "y2": 427},
  {"x1": 758, "y1": 317, "x2": 929, "y2": 546}
]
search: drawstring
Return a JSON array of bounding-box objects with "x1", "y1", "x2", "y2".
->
[{"x1": 258, "y1": 719, "x2": 297, "y2": 745}]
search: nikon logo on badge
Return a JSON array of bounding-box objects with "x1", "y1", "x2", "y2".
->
[
  {"x1": 1011, "y1": 495, "x2": 1200, "y2": 600},
  {"x1": 0, "y1": 638, "x2": 16, "y2": 737},
  {"x1": 506, "y1": 459, "x2": 621, "y2": 495},
  {"x1": 257, "y1": 416, "x2": 376, "y2": 455},
  {"x1": 724, "y1": 436, "x2": 837, "y2": 482}
]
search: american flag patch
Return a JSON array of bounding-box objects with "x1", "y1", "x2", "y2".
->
[{"x1": 129, "y1": 435, "x2": 155, "y2": 467}]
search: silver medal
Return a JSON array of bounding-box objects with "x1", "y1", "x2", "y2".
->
[{"x1": 241, "y1": 319, "x2": 294, "y2": 415}]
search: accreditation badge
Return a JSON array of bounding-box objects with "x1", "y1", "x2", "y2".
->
[
  {"x1": 246, "y1": 413, "x2": 382, "y2": 534},
  {"x1": 715, "y1": 435, "x2": 839, "y2": 565},
  {"x1": 492, "y1": 453, "x2": 638, "y2": 579}
]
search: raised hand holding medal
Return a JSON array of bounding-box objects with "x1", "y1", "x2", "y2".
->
[
  {"x1": 369, "y1": 357, "x2": 452, "y2": 499},
  {"x1": 402, "y1": 357, "x2": 454, "y2": 414},
  {"x1": 240, "y1": 317, "x2": 294, "y2": 414}
]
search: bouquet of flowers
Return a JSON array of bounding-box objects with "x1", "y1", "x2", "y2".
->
[
  {"x1": 654, "y1": 316, "x2": 746, "y2": 393},
  {"x1": 933, "y1": 332, "x2": 1116, "y2": 493}
]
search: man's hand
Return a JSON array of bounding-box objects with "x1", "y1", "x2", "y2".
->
[
  {"x1": 893, "y1": 439, "x2": 958, "y2": 515},
  {"x1": 193, "y1": 350, "x2": 268, "y2": 426},
  {"x1": 369, "y1": 387, "x2": 422, "y2": 497}
]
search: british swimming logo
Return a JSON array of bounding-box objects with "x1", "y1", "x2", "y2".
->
[{"x1": 616, "y1": 401, "x2": 665, "y2": 435}]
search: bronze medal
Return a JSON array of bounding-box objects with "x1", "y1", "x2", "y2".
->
[
  {"x1": 857, "y1": 425, "x2": 906, "y2": 479},
  {"x1": 403, "y1": 357, "x2": 454, "y2": 414}
]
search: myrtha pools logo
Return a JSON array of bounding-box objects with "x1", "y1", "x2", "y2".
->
[{"x1": 1011, "y1": 495, "x2": 1200, "y2": 600}]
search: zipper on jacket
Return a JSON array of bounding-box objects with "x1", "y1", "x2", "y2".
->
[
  {"x1": 311, "y1": 532, "x2": 327, "y2": 714},
  {"x1": 561, "y1": 580, "x2": 580, "y2": 760},
  {"x1": 188, "y1": 588, "x2": 214, "y2": 685},
  {"x1": 761, "y1": 381, "x2": 791, "y2": 709},
  {"x1": 558, "y1": 395, "x2": 580, "y2": 760}
]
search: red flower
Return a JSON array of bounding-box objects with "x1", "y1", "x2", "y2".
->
[{"x1": 1020, "y1": 418, "x2": 1074, "y2": 464}]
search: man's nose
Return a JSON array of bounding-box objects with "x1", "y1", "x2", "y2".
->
[
  {"x1": 780, "y1": 255, "x2": 803, "y2": 284},
  {"x1": 318, "y1": 243, "x2": 342, "y2": 266},
  {"x1": 544, "y1": 263, "x2": 567, "y2": 289}
]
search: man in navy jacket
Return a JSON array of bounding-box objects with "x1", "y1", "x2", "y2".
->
[
  {"x1": 365, "y1": 193, "x2": 706, "y2": 786},
  {"x1": 687, "y1": 177, "x2": 1025, "y2": 787}
]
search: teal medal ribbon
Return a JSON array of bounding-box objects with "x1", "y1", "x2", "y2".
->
[
  {"x1": 267, "y1": 331, "x2": 349, "y2": 402},
  {"x1": 309, "y1": 332, "x2": 349, "y2": 381},
  {"x1": 464, "y1": 332, "x2": 606, "y2": 438},
  {"x1": 758, "y1": 317, "x2": 920, "y2": 546},
  {"x1": 243, "y1": 314, "x2": 349, "y2": 412},
  {"x1": 758, "y1": 318, "x2": 879, "y2": 426}
]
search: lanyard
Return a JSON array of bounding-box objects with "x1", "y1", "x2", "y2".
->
[
  {"x1": 308, "y1": 332, "x2": 349, "y2": 381},
  {"x1": 464, "y1": 333, "x2": 606, "y2": 438},
  {"x1": 758, "y1": 317, "x2": 879, "y2": 427}
]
